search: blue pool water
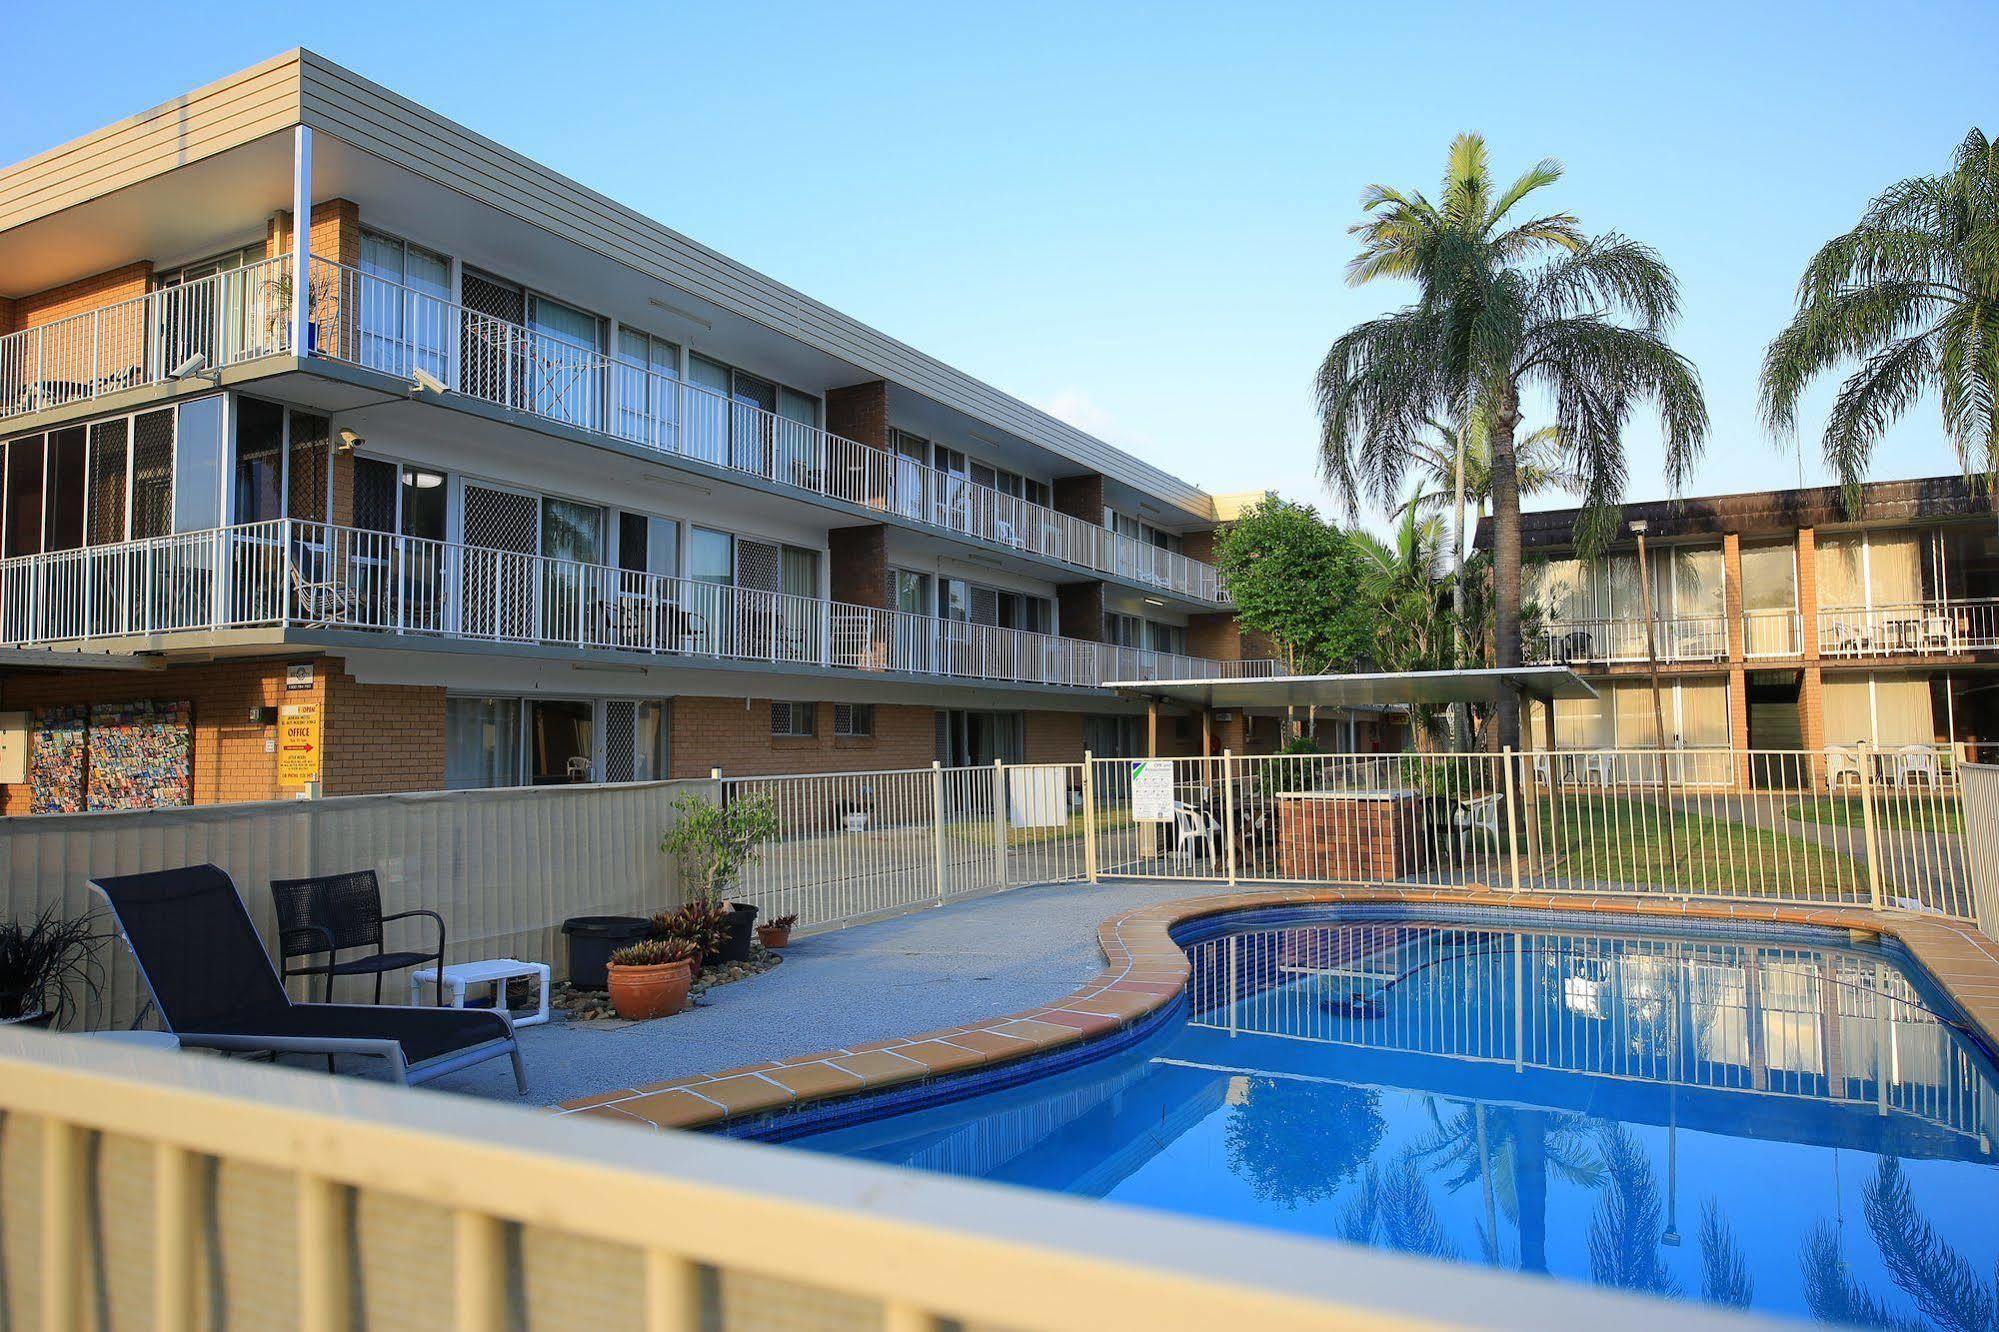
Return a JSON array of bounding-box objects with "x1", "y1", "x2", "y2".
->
[{"x1": 760, "y1": 907, "x2": 1999, "y2": 1326}]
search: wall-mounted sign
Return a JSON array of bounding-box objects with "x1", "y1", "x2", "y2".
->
[
  {"x1": 286, "y1": 662, "x2": 315, "y2": 691},
  {"x1": 1130, "y1": 759, "x2": 1174, "y2": 823},
  {"x1": 278, "y1": 702, "x2": 322, "y2": 787}
]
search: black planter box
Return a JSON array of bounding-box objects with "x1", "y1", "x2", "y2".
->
[{"x1": 560, "y1": 915, "x2": 652, "y2": 990}]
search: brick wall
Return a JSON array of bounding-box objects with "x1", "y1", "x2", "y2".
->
[
  {"x1": 670, "y1": 697, "x2": 935, "y2": 777},
  {"x1": 828, "y1": 524, "x2": 889, "y2": 609},
  {"x1": 1024, "y1": 711, "x2": 1084, "y2": 764},
  {"x1": 321, "y1": 667, "x2": 446, "y2": 796},
  {"x1": 1052, "y1": 473, "x2": 1105, "y2": 524},
  {"x1": 11, "y1": 262, "x2": 155, "y2": 332},
  {"x1": 826, "y1": 381, "x2": 889, "y2": 450},
  {"x1": 1187, "y1": 612, "x2": 1242, "y2": 662},
  {"x1": 1180, "y1": 528, "x2": 1218, "y2": 565},
  {"x1": 266, "y1": 199, "x2": 362, "y2": 268},
  {"x1": 1057, "y1": 581, "x2": 1106, "y2": 642}
]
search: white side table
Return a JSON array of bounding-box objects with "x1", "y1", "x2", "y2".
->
[{"x1": 410, "y1": 959, "x2": 552, "y2": 1028}]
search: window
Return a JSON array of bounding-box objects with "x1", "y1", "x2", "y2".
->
[
  {"x1": 232, "y1": 398, "x2": 285, "y2": 523},
  {"x1": 771, "y1": 701, "x2": 817, "y2": 737},
  {"x1": 1145, "y1": 620, "x2": 1187, "y2": 655},
  {"x1": 526, "y1": 294, "x2": 600, "y2": 426},
  {"x1": 689, "y1": 527, "x2": 734, "y2": 585},
  {"x1": 1105, "y1": 613, "x2": 1140, "y2": 648},
  {"x1": 614, "y1": 328, "x2": 680, "y2": 446},
  {"x1": 833, "y1": 703, "x2": 874, "y2": 738},
  {"x1": 3, "y1": 434, "x2": 44, "y2": 557},
  {"x1": 445, "y1": 696, "x2": 523, "y2": 789},
  {"x1": 618, "y1": 512, "x2": 681, "y2": 578},
  {"x1": 892, "y1": 569, "x2": 930, "y2": 615},
  {"x1": 358, "y1": 230, "x2": 451, "y2": 379},
  {"x1": 529, "y1": 699, "x2": 595, "y2": 784},
  {"x1": 171, "y1": 397, "x2": 225, "y2": 533}
]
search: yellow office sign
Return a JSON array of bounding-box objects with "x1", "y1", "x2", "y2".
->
[{"x1": 278, "y1": 701, "x2": 322, "y2": 787}]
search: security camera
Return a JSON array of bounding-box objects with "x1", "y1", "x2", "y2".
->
[
  {"x1": 169, "y1": 352, "x2": 217, "y2": 382},
  {"x1": 409, "y1": 368, "x2": 448, "y2": 395},
  {"x1": 336, "y1": 428, "x2": 364, "y2": 454}
]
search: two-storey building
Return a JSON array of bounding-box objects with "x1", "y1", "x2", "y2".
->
[
  {"x1": 1497, "y1": 475, "x2": 1999, "y2": 786},
  {"x1": 0, "y1": 51, "x2": 1287, "y2": 813}
]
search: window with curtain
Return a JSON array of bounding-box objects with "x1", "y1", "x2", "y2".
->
[
  {"x1": 1865, "y1": 532, "x2": 1923, "y2": 607},
  {"x1": 614, "y1": 329, "x2": 679, "y2": 446},
  {"x1": 1666, "y1": 545, "x2": 1725, "y2": 618},
  {"x1": 358, "y1": 230, "x2": 451, "y2": 379},
  {"x1": 1528, "y1": 558, "x2": 1589, "y2": 622},
  {"x1": 1677, "y1": 680, "x2": 1730, "y2": 747},
  {"x1": 635, "y1": 700, "x2": 670, "y2": 781},
  {"x1": 445, "y1": 697, "x2": 522, "y2": 789},
  {"x1": 1872, "y1": 674, "x2": 1936, "y2": 746},
  {"x1": 1816, "y1": 534, "x2": 1868, "y2": 609},
  {"x1": 1822, "y1": 677, "x2": 1875, "y2": 746},
  {"x1": 526, "y1": 294, "x2": 600, "y2": 426},
  {"x1": 1612, "y1": 683, "x2": 1663, "y2": 748},
  {"x1": 689, "y1": 527, "x2": 733, "y2": 585},
  {"x1": 779, "y1": 546, "x2": 819, "y2": 600},
  {"x1": 1741, "y1": 542, "x2": 1797, "y2": 611},
  {"x1": 1548, "y1": 695, "x2": 1609, "y2": 748}
]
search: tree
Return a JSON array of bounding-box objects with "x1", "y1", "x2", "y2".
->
[
  {"x1": 1211, "y1": 495, "x2": 1374, "y2": 673},
  {"x1": 1350, "y1": 508, "x2": 1458, "y2": 737},
  {"x1": 1762, "y1": 128, "x2": 1999, "y2": 506},
  {"x1": 1317, "y1": 133, "x2": 1708, "y2": 748}
]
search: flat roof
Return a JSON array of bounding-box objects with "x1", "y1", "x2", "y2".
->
[
  {"x1": 1103, "y1": 667, "x2": 1596, "y2": 711},
  {"x1": 0, "y1": 647, "x2": 161, "y2": 671}
]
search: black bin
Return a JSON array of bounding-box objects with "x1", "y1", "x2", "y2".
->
[{"x1": 561, "y1": 915, "x2": 652, "y2": 990}]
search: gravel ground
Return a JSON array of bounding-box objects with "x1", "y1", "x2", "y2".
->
[{"x1": 420, "y1": 877, "x2": 1242, "y2": 1106}]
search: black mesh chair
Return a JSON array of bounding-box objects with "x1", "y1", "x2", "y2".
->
[
  {"x1": 90, "y1": 864, "x2": 525, "y2": 1091},
  {"x1": 270, "y1": 870, "x2": 446, "y2": 1006}
]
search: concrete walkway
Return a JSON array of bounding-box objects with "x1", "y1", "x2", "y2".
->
[{"x1": 427, "y1": 878, "x2": 1243, "y2": 1106}]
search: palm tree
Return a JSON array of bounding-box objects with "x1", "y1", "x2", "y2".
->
[
  {"x1": 1410, "y1": 1099, "x2": 1604, "y2": 1273},
  {"x1": 1350, "y1": 508, "x2": 1454, "y2": 670},
  {"x1": 1318, "y1": 133, "x2": 1709, "y2": 748},
  {"x1": 1761, "y1": 129, "x2": 1999, "y2": 506},
  {"x1": 1396, "y1": 415, "x2": 1578, "y2": 527}
]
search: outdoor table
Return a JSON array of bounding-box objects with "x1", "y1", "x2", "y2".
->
[
  {"x1": 1274, "y1": 788, "x2": 1424, "y2": 881},
  {"x1": 410, "y1": 958, "x2": 552, "y2": 1027}
]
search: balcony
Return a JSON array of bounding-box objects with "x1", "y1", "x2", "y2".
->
[
  {"x1": 0, "y1": 519, "x2": 1277, "y2": 690},
  {"x1": 1817, "y1": 599, "x2": 1999, "y2": 657},
  {"x1": 1527, "y1": 614, "x2": 1728, "y2": 665}
]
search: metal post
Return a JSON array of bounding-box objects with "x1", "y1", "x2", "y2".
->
[
  {"x1": 1222, "y1": 748, "x2": 1239, "y2": 886},
  {"x1": 1502, "y1": 746, "x2": 1522, "y2": 894},
  {"x1": 290, "y1": 126, "x2": 313, "y2": 357},
  {"x1": 992, "y1": 758, "x2": 1007, "y2": 890},
  {"x1": 1082, "y1": 749, "x2": 1099, "y2": 884},
  {"x1": 931, "y1": 760, "x2": 947, "y2": 905},
  {"x1": 1858, "y1": 740, "x2": 1884, "y2": 911},
  {"x1": 1633, "y1": 521, "x2": 1682, "y2": 870}
]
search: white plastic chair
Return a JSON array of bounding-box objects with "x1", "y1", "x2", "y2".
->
[
  {"x1": 1455, "y1": 792, "x2": 1505, "y2": 861},
  {"x1": 1895, "y1": 746, "x2": 1941, "y2": 788},
  {"x1": 1824, "y1": 746, "x2": 1865, "y2": 790},
  {"x1": 1170, "y1": 801, "x2": 1221, "y2": 865}
]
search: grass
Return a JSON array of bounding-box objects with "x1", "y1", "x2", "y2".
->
[
  {"x1": 1783, "y1": 795, "x2": 1961, "y2": 833},
  {"x1": 1534, "y1": 794, "x2": 1868, "y2": 896}
]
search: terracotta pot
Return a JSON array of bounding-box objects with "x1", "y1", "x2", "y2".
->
[
  {"x1": 605, "y1": 958, "x2": 695, "y2": 1020},
  {"x1": 756, "y1": 924, "x2": 793, "y2": 950}
]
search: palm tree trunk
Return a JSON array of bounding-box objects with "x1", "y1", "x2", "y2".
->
[
  {"x1": 1451, "y1": 413, "x2": 1471, "y2": 752},
  {"x1": 1490, "y1": 385, "x2": 1524, "y2": 751}
]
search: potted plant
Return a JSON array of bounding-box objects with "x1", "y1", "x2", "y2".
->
[
  {"x1": 650, "y1": 900, "x2": 733, "y2": 970},
  {"x1": 756, "y1": 914, "x2": 798, "y2": 950},
  {"x1": 604, "y1": 938, "x2": 700, "y2": 1020},
  {"x1": 661, "y1": 792, "x2": 781, "y2": 963},
  {"x1": 0, "y1": 908, "x2": 101, "y2": 1028}
]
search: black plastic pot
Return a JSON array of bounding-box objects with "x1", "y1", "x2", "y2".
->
[
  {"x1": 718, "y1": 903, "x2": 759, "y2": 964},
  {"x1": 561, "y1": 915, "x2": 652, "y2": 990}
]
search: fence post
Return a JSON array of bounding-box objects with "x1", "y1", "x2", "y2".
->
[
  {"x1": 1857, "y1": 741, "x2": 1884, "y2": 911},
  {"x1": 932, "y1": 760, "x2": 947, "y2": 905},
  {"x1": 1502, "y1": 746, "x2": 1523, "y2": 894},
  {"x1": 992, "y1": 758, "x2": 1007, "y2": 890},
  {"x1": 1082, "y1": 750, "x2": 1099, "y2": 884},
  {"x1": 1222, "y1": 749, "x2": 1239, "y2": 886}
]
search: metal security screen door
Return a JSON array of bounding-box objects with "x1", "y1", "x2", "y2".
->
[{"x1": 462, "y1": 484, "x2": 538, "y2": 640}]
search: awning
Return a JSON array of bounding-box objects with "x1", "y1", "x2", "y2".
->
[{"x1": 1103, "y1": 666, "x2": 1596, "y2": 712}]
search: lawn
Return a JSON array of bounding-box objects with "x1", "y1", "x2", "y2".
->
[
  {"x1": 1784, "y1": 795, "x2": 1962, "y2": 833},
  {"x1": 1533, "y1": 793, "x2": 1869, "y2": 898}
]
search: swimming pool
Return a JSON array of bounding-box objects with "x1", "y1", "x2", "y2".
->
[{"x1": 754, "y1": 906, "x2": 1999, "y2": 1326}]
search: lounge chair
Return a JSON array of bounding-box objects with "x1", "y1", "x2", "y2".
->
[{"x1": 90, "y1": 864, "x2": 526, "y2": 1091}]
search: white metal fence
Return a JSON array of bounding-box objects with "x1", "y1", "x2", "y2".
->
[
  {"x1": 0, "y1": 518, "x2": 1278, "y2": 689},
  {"x1": 1961, "y1": 762, "x2": 1999, "y2": 939},
  {"x1": 1818, "y1": 598, "x2": 1999, "y2": 656},
  {"x1": 1076, "y1": 746, "x2": 1973, "y2": 919},
  {"x1": 722, "y1": 762, "x2": 1090, "y2": 928},
  {"x1": 312, "y1": 257, "x2": 1231, "y2": 604}
]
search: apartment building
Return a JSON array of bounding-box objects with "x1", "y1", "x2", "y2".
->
[
  {"x1": 1495, "y1": 474, "x2": 1999, "y2": 785},
  {"x1": 0, "y1": 51, "x2": 1285, "y2": 814}
]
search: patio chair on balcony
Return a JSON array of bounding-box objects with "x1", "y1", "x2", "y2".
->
[
  {"x1": 89, "y1": 864, "x2": 525, "y2": 1091},
  {"x1": 288, "y1": 554, "x2": 361, "y2": 628},
  {"x1": 1919, "y1": 610, "x2": 1956, "y2": 652},
  {"x1": 272, "y1": 870, "x2": 447, "y2": 1006}
]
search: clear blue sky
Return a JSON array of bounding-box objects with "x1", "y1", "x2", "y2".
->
[{"x1": 2, "y1": 0, "x2": 1992, "y2": 531}]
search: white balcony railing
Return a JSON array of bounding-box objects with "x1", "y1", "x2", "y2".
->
[
  {"x1": 309, "y1": 257, "x2": 1231, "y2": 604},
  {"x1": 1817, "y1": 599, "x2": 1999, "y2": 656},
  {"x1": 1527, "y1": 613, "x2": 1728, "y2": 665},
  {"x1": 0, "y1": 256, "x2": 295, "y2": 417},
  {"x1": 0, "y1": 520, "x2": 1277, "y2": 690},
  {"x1": 1742, "y1": 606, "x2": 1803, "y2": 657}
]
